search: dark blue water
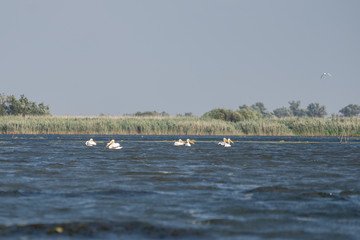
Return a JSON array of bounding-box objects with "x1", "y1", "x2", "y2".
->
[{"x1": 0, "y1": 135, "x2": 359, "y2": 239}]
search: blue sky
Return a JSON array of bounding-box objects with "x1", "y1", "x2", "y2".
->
[{"x1": 1, "y1": 0, "x2": 359, "y2": 116}]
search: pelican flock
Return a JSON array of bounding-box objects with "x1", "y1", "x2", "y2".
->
[{"x1": 84, "y1": 137, "x2": 236, "y2": 149}]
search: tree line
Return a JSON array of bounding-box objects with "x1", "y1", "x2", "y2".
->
[
  {"x1": 202, "y1": 101, "x2": 360, "y2": 122},
  {"x1": 0, "y1": 94, "x2": 51, "y2": 116},
  {"x1": 123, "y1": 111, "x2": 195, "y2": 117},
  {"x1": 2, "y1": 94, "x2": 358, "y2": 121}
]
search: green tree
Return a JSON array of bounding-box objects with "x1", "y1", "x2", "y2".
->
[
  {"x1": 239, "y1": 103, "x2": 272, "y2": 118},
  {"x1": 30, "y1": 102, "x2": 39, "y2": 115},
  {"x1": 0, "y1": 94, "x2": 51, "y2": 116},
  {"x1": 273, "y1": 107, "x2": 292, "y2": 118},
  {"x1": 135, "y1": 110, "x2": 169, "y2": 117},
  {"x1": 239, "y1": 104, "x2": 250, "y2": 110},
  {"x1": 161, "y1": 111, "x2": 170, "y2": 117},
  {"x1": 339, "y1": 104, "x2": 360, "y2": 117},
  {"x1": 0, "y1": 94, "x2": 7, "y2": 116},
  {"x1": 251, "y1": 102, "x2": 266, "y2": 114},
  {"x1": 306, "y1": 103, "x2": 327, "y2": 117},
  {"x1": 288, "y1": 100, "x2": 307, "y2": 117},
  {"x1": 6, "y1": 95, "x2": 21, "y2": 115},
  {"x1": 135, "y1": 111, "x2": 156, "y2": 117},
  {"x1": 19, "y1": 94, "x2": 31, "y2": 116},
  {"x1": 37, "y1": 102, "x2": 51, "y2": 115},
  {"x1": 251, "y1": 102, "x2": 273, "y2": 117}
]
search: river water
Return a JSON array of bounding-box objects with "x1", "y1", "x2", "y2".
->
[{"x1": 0, "y1": 135, "x2": 359, "y2": 239}]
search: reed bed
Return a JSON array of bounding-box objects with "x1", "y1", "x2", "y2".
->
[
  {"x1": 234, "y1": 120, "x2": 293, "y2": 136},
  {"x1": 0, "y1": 116, "x2": 238, "y2": 135},
  {"x1": 280, "y1": 117, "x2": 360, "y2": 136},
  {"x1": 1, "y1": 116, "x2": 359, "y2": 136}
]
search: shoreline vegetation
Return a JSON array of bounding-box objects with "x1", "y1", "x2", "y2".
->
[
  {"x1": 1, "y1": 94, "x2": 360, "y2": 136},
  {"x1": 1, "y1": 116, "x2": 360, "y2": 136}
]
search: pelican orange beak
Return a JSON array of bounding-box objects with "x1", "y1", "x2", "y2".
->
[{"x1": 106, "y1": 140, "x2": 114, "y2": 147}]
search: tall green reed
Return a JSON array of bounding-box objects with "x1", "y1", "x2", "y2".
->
[{"x1": 1, "y1": 116, "x2": 359, "y2": 136}]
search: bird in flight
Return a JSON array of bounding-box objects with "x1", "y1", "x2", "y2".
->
[{"x1": 321, "y1": 72, "x2": 332, "y2": 79}]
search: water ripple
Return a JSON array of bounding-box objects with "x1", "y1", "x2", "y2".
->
[{"x1": 0, "y1": 135, "x2": 359, "y2": 239}]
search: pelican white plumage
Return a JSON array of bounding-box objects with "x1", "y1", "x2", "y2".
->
[
  {"x1": 85, "y1": 138, "x2": 96, "y2": 146},
  {"x1": 185, "y1": 139, "x2": 195, "y2": 147},
  {"x1": 106, "y1": 139, "x2": 122, "y2": 149},
  {"x1": 218, "y1": 138, "x2": 227, "y2": 146},
  {"x1": 174, "y1": 139, "x2": 185, "y2": 146},
  {"x1": 321, "y1": 72, "x2": 332, "y2": 79},
  {"x1": 224, "y1": 138, "x2": 234, "y2": 148}
]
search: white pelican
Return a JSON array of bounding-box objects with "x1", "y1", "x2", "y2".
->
[
  {"x1": 174, "y1": 139, "x2": 185, "y2": 146},
  {"x1": 106, "y1": 139, "x2": 122, "y2": 149},
  {"x1": 218, "y1": 138, "x2": 227, "y2": 146},
  {"x1": 224, "y1": 138, "x2": 234, "y2": 148},
  {"x1": 321, "y1": 72, "x2": 332, "y2": 79},
  {"x1": 185, "y1": 139, "x2": 195, "y2": 147},
  {"x1": 85, "y1": 138, "x2": 96, "y2": 146}
]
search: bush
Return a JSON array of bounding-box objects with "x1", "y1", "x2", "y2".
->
[
  {"x1": 202, "y1": 108, "x2": 262, "y2": 122},
  {"x1": 202, "y1": 108, "x2": 238, "y2": 122}
]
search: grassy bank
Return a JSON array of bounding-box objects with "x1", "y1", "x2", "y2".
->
[{"x1": 0, "y1": 116, "x2": 359, "y2": 136}]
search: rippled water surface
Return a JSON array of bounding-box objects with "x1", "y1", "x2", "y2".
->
[{"x1": 0, "y1": 135, "x2": 359, "y2": 239}]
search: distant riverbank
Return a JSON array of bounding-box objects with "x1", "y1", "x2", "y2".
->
[{"x1": 0, "y1": 116, "x2": 359, "y2": 136}]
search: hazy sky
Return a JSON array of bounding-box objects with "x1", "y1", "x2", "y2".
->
[{"x1": 1, "y1": 0, "x2": 359, "y2": 116}]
